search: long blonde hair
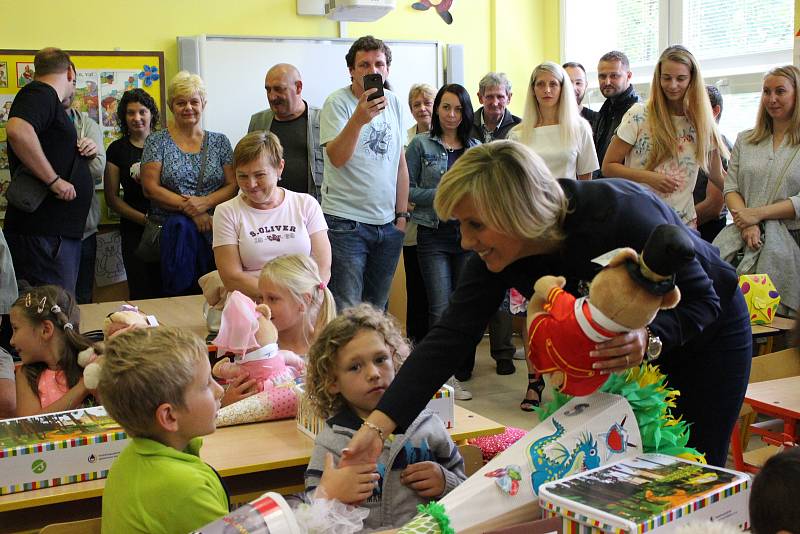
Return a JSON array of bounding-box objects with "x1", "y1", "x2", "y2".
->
[
  {"x1": 259, "y1": 254, "x2": 336, "y2": 349},
  {"x1": 513, "y1": 61, "x2": 582, "y2": 146},
  {"x1": 645, "y1": 45, "x2": 728, "y2": 171},
  {"x1": 746, "y1": 65, "x2": 800, "y2": 146}
]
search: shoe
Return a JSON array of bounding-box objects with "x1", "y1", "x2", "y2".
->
[
  {"x1": 512, "y1": 347, "x2": 527, "y2": 360},
  {"x1": 447, "y1": 376, "x2": 473, "y2": 401},
  {"x1": 520, "y1": 374, "x2": 545, "y2": 412},
  {"x1": 454, "y1": 370, "x2": 472, "y2": 382},
  {"x1": 496, "y1": 359, "x2": 515, "y2": 375}
]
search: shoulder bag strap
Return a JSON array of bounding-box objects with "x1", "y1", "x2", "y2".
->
[{"x1": 767, "y1": 143, "x2": 800, "y2": 205}]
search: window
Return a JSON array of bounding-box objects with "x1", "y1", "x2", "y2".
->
[{"x1": 564, "y1": 0, "x2": 793, "y2": 140}]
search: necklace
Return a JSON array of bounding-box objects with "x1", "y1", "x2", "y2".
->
[{"x1": 443, "y1": 141, "x2": 460, "y2": 153}]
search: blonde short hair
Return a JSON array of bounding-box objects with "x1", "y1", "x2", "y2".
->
[
  {"x1": 306, "y1": 304, "x2": 409, "y2": 419},
  {"x1": 259, "y1": 254, "x2": 336, "y2": 349},
  {"x1": 97, "y1": 327, "x2": 208, "y2": 437},
  {"x1": 408, "y1": 83, "x2": 436, "y2": 109},
  {"x1": 434, "y1": 140, "x2": 568, "y2": 243},
  {"x1": 233, "y1": 130, "x2": 284, "y2": 170},
  {"x1": 168, "y1": 70, "x2": 207, "y2": 109}
]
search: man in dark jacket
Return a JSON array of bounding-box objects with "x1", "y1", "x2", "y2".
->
[
  {"x1": 470, "y1": 72, "x2": 521, "y2": 143},
  {"x1": 594, "y1": 51, "x2": 639, "y2": 177}
]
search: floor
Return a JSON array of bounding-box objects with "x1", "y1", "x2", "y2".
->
[{"x1": 453, "y1": 336, "x2": 543, "y2": 431}]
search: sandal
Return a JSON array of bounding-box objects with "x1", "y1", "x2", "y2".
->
[{"x1": 520, "y1": 373, "x2": 545, "y2": 412}]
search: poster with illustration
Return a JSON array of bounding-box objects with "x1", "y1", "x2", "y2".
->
[
  {"x1": 16, "y1": 62, "x2": 34, "y2": 88},
  {"x1": 95, "y1": 230, "x2": 127, "y2": 286},
  {"x1": 74, "y1": 70, "x2": 100, "y2": 124},
  {"x1": 0, "y1": 95, "x2": 13, "y2": 127},
  {"x1": 0, "y1": 61, "x2": 7, "y2": 88},
  {"x1": 99, "y1": 70, "x2": 138, "y2": 128}
]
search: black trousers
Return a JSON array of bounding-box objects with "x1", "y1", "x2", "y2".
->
[{"x1": 659, "y1": 290, "x2": 752, "y2": 467}]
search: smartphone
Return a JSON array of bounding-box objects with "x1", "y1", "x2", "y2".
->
[{"x1": 363, "y1": 73, "x2": 385, "y2": 101}]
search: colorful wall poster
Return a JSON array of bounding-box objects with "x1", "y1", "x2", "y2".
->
[{"x1": 16, "y1": 62, "x2": 33, "y2": 88}]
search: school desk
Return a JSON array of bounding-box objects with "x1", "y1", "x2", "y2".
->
[
  {"x1": 0, "y1": 405, "x2": 504, "y2": 532},
  {"x1": 744, "y1": 375, "x2": 800, "y2": 442}
]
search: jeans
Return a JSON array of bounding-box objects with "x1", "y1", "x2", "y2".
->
[
  {"x1": 75, "y1": 233, "x2": 97, "y2": 304},
  {"x1": 5, "y1": 232, "x2": 82, "y2": 297},
  {"x1": 416, "y1": 222, "x2": 471, "y2": 327},
  {"x1": 326, "y1": 214, "x2": 404, "y2": 311}
]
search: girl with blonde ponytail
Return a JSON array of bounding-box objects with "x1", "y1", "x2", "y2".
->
[{"x1": 259, "y1": 254, "x2": 336, "y2": 355}]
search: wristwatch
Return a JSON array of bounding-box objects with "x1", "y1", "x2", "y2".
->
[
  {"x1": 645, "y1": 326, "x2": 663, "y2": 362},
  {"x1": 394, "y1": 211, "x2": 411, "y2": 223}
]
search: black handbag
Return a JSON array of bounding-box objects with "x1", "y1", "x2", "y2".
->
[
  {"x1": 135, "y1": 133, "x2": 209, "y2": 262},
  {"x1": 6, "y1": 155, "x2": 81, "y2": 213}
]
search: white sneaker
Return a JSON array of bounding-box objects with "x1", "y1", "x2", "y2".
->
[{"x1": 447, "y1": 376, "x2": 473, "y2": 401}]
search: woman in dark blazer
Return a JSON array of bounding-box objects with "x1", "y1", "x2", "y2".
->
[{"x1": 344, "y1": 141, "x2": 751, "y2": 468}]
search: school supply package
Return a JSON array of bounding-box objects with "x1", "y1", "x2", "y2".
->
[
  {"x1": 0, "y1": 406, "x2": 128, "y2": 495},
  {"x1": 539, "y1": 453, "x2": 750, "y2": 532}
]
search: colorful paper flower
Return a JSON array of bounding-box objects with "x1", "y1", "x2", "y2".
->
[{"x1": 138, "y1": 65, "x2": 160, "y2": 87}]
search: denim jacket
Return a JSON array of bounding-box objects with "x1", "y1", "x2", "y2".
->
[
  {"x1": 248, "y1": 101, "x2": 324, "y2": 202},
  {"x1": 407, "y1": 132, "x2": 480, "y2": 228}
]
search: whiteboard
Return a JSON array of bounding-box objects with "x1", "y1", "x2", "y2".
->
[{"x1": 178, "y1": 35, "x2": 443, "y2": 148}]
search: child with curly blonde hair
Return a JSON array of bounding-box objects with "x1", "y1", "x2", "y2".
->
[{"x1": 304, "y1": 304, "x2": 465, "y2": 530}]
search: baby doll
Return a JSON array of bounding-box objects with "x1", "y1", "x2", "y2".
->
[
  {"x1": 526, "y1": 224, "x2": 695, "y2": 396},
  {"x1": 211, "y1": 290, "x2": 305, "y2": 391}
]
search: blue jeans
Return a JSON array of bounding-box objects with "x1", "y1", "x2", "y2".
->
[
  {"x1": 416, "y1": 222, "x2": 471, "y2": 327},
  {"x1": 5, "y1": 232, "x2": 82, "y2": 296},
  {"x1": 326, "y1": 214, "x2": 404, "y2": 310}
]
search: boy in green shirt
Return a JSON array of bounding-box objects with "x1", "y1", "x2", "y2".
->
[{"x1": 98, "y1": 327, "x2": 228, "y2": 533}]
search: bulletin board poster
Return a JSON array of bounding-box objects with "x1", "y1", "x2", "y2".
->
[{"x1": 0, "y1": 50, "x2": 165, "y2": 219}]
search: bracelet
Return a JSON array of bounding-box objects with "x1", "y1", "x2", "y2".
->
[
  {"x1": 46, "y1": 175, "x2": 60, "y2": 187},
  {"x1": 362, "y1": 420, "x2": 385, "y2": 442}
]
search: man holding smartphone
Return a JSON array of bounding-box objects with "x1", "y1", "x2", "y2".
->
[{"x1": 319, "y1": 35, "x2": 409, "y2": 310}]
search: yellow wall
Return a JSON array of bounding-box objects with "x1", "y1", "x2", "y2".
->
[{"x1": 0, "y1": 0, "x2": 559, "y2": 116}]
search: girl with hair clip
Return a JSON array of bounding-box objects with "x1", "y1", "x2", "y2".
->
[
  {"x1": 510, "y1": 61, "x2": 599, "y2": 180},
  {"x1": 11, "y1": 285, "x2": 95, "y2": 416},
  {"x1": 603, "y1": 45, "x2": 728, "y2": 228},
  {"x1": 259, "y1": 254, "x2": 336, "y2": 356}
]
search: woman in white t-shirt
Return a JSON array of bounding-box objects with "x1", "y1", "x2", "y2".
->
[
  {"x1": 510, "y1": 61, "x2": 598, "y2": 179},
  {"x1": 213, "y1": 131, "x2": 330, "y2": 300},
  {"x1": 603, "y1": 45, "x2": 728, "y2": 228}
]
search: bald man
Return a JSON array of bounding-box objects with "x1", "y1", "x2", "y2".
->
[{"x1": 248, "y1": 63, "x2": 323, "y2": 200}]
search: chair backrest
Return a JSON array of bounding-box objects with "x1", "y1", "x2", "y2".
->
[
  {"x1": 750, "y1": 348, "x2": 800, "y2": 383},
  {"x1": 40, "y1": 517, "x2": 101, "y2": 534}
]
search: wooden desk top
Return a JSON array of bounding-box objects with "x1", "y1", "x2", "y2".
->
[
  {"x1": 0, "y1": 405, "x2": 503, "y2": 513},
  {"x1": 751, "y1": 324, "x2": 780, "y2": 336},
  {"x1": 78, "y1": 301, "x2": 129, "y2": 333},
  {"x1": 745, "y1": 375, "x2": 800, "y2": 420},
  {"x1": 128, "y1": 295, "x2": 209, "y2": 339}
]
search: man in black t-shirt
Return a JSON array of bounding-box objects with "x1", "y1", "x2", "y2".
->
[{"x1": 4, "y1": 48, "x2": 93, "y2": 295}]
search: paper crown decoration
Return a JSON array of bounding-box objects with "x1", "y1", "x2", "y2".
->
[{"x1": 738, "y1": 274, "x2": 780, "y2": 325}]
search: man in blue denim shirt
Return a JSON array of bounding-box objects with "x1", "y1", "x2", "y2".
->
[{"x1": 319, "y1": 36, "x2": 409, "y2": 310}]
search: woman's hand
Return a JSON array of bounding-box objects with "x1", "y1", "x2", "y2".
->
[
  {"x1": 401, "y1": 461, "x2": 446, "y2": 498},
  {"x1": 183, "y1": 195, "x2": 212, "y2": 217},
  {"x1": 220, "y1": 374, "x2": 258, "y2": 407},
  {"x1": 731, "y1": 206, "x2": 761, "y2": 229},
  {"x1": 646, "y1": 171, "x2": 681, "y2": 195},
  {"x1": 741, "y1": 224, "x2": 762, "y2": 250},
  {"x1": 193, "y1": 213, "x2": 213, "y2": 233},
  {"x1": 590, "y1": 328, "x2": 647, "y2": 374},
  {"x1": 341, "y1": 424, "x2": 385, "y2": 467},
  {"x1": 316, "y1": 452, "x2": 378, "y2": 504}
]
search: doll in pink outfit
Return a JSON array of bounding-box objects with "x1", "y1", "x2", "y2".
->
[{"x1": 212, "y1": 291, "x2": 305, "y2": 392}]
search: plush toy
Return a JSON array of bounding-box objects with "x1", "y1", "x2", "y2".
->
[
  {"x1": 526, "y1": 224, "x2": 695, "y2": 396},
  {"x1": 212, "y1": 291, "x2": 305, "y2": 392},
  {"x1": 78, "y1": 305, "x2": 155, "y2": 389}
]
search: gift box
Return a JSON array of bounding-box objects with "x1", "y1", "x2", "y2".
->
[
  {"x1": 398, "y1": 392, "x2": 642, "y2": 534},
  {"x1": 739, "y1": 274, "x2": 780, "y2": 325},
  {"x1": 539, "y1": 453, "x2": 750, "y2": 533},
  {"x1": 295, "y1": 384, "x2": 455, "y2": 439},
  {"x1": 191, "y1": 491, "x2": 301, "y2": 533},
  {"x1": 0, "y1": 406, "x2": 128, "y2": 495}
]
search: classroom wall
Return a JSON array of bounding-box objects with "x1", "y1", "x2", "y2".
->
[{"x1": 0, "y1": 0, "x2": 560, "y2": 117}]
